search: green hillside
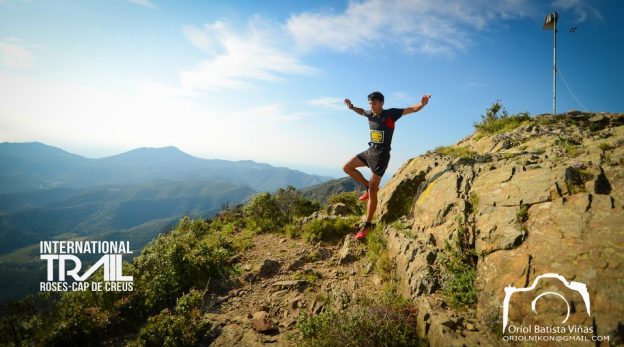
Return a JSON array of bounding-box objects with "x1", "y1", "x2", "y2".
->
[
  {"x1": 0, "y1": 187, "x2": 423, "y2": 346},
  {"x1": 301, "y1": 176, "x2": 364, "y2": 204}
]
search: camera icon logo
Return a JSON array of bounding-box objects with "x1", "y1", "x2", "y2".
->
[{"x1": 502, "y1": 273, "x2": 591, "y2": 333}]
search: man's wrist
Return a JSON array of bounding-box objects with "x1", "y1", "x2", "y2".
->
[{"x1": 349, "y1": 104, "x2": 354, "y2": 109}]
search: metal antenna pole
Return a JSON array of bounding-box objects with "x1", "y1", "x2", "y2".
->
[
  {"x1": 553, "y1": 13, "x2": 557, "y2": 116},
  {"x1": 543, "y1": 11, "x2": 558, "y2": 115}
]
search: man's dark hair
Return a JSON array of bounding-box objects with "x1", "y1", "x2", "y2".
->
[{"x1": 368, "y1": 91, "x2": 384, "y2": 103}]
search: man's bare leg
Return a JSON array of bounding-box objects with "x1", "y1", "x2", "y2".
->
[
  {"x1": 366, "y1": 173, "x2": 382, "y2": 223},
  {"x1": 342, "y1": 156, "x2": 369, "y2": 188}
]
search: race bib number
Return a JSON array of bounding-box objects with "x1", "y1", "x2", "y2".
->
[{"x1": 370, "y1": 130, "x2": 384, "y2": 143}]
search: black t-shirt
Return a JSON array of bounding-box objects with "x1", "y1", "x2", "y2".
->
[{"x1": 363, "y1": 108, "x2": 404, "y2": 150}]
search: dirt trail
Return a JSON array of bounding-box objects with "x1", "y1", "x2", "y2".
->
[{"x1": 203, "y1": 232, "x2": 383, "y2": 346}]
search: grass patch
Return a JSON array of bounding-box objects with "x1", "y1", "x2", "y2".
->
[
  {"x1": 515, "y1": 204, "x2": 529, "y2": 223},
  {"x1": 555, "y1": 137, "x2": 582, "y2": 158},
  {"x1": 365, "y1": 225, "x2": 397, "y2": 283},
  {"x1": 300, "y1": 217, "x2": 357, "y2": 243},
  {"x1": 434, "y1": 145, "x2": 476, "y2": 158},
  {"x1": 294, "y1": 270, "x2": 322, "y2": 284},
  {"x1": 473, "y1": 100, "x2": 532, "y2": 135},
  {"x1": 475, "y1": 113, "x2": 532, "y2": 134},
  {"x1": 564, "y1": 167, "x2": 594, "y2": 194},
  {"x1": 296, "y1": 288, "x2": 427, "y2": 347},
  {"x1": 392, "y1": 220, "x2": 415, "y2": 238},
  {"x1": 439, "y1": 217, "x2": 477, "y2": 308},
  {"x1": 564, "y1": 145, "x2": 581, "y2": 158},
  {"x1": 469, "y1": 192, "x2": 479, "y2": 212},
  {"x1": 599, "y1": 142, "x2": 615, "y2": 152}
]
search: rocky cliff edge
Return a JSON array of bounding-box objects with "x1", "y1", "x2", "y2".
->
[{"x1": 376, "y1": 112, "x2": 624, "y2": 346}]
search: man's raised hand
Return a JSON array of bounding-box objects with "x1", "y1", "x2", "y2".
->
[
  {"x1": 421, "y1": 94, "x2": 431, "y2": 106},
  {"x1": 344, "y1": 98, "x2": 353, "y2": 109}
]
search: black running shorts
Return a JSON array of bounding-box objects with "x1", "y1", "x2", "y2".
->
[{"x1": 356, "y1": 147, "x2": 391, "y2": 177}]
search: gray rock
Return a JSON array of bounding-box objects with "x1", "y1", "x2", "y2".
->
[
  {"x1": 327, "y1": 202, "x2": 352, "y2": 216},
  {"x1": 258, "y1": 259, "x2": 281, "y2": 278},
  {"x1": 251, "y1": 311, "x2": 277, "y2": 334},
  {"x1": 271, "y1": 280, "x2": 307, "y2": 289},
  {"x1": 338, "y1": 234, "x2": 358, "y2": 264}
]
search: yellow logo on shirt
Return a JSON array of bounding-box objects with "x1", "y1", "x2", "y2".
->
[{"x1": 370, "y1": 130, "x2": 384, "y2": 143}]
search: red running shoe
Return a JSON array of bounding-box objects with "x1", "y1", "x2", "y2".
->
[
  {"x1": 355, "y1": 223, "x2": 372, "y2": 240},
  {"x1": 358, "y1": 189, "x2": 369, "y2": 202}
]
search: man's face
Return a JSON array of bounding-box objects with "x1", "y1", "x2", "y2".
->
[{"x1": 368, "y1": 99, "x2": 383, "y2": 115}]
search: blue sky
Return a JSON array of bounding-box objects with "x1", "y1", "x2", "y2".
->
[{"x1": 0, "y1": 0, "x2": 622, "y2": 179}]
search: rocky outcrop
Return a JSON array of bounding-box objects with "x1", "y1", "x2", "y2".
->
[{"x1": 377, "y1": 112, "x2": 624, "y2": 346}]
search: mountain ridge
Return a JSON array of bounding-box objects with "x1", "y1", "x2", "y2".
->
[{"x1": 0, "y1": 142, "x2": 332, "y2": 194}]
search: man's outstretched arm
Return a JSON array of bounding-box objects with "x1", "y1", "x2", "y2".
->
[
  {"x1": 344, "y1": 98, "x2": 365, "y2": 116},
  {"x1": 402, "y1": 94, "x2": 431, "y2": 116}
]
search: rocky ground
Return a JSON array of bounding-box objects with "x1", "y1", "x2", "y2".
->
[
  {"x1": 200, "y1": 231, "x2": 385, "y2": 346},
  {"x1": 198, "y1": 112, "x2": 624, "y2": 347},
  {"x1": 377, "y1": 112, "x2": 624, "y2": 346}
]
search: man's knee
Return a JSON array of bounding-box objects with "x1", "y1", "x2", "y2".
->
[
  {"x1": 369, "y1": 175, "x2": 381, "y2": 193},
  {"x1": 343, "y1": 158, "x2": 362, "y2": 174},
  {"x1": 344, "y1": 156, "x2": 367, "y2": 173},
  {"x1": 342, "y1": 163, "x2": 353, "y2": 174}
]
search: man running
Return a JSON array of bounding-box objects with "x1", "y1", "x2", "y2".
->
[{"x1": 343, "y1": 91, "x2": 431, "y2": 240}]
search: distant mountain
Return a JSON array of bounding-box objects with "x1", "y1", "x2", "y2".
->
[
  {"x1": 0, "y1": 142, "x2": 335, "y2": 302},
  {"x1": 0, "y1": 179, "x2": 255, "y2": 254},
  {"x1": 301, "y1": 176, "x2": 365, "y2": 204},
  {"x1": 0, "y1": 142, "x2": 332, "y2": 194}
]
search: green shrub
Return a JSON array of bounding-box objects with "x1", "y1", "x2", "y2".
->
[
  {"x1": 284, "y1": 222, "x2": 301, "y2": 238},
  {"x1": 296, "y1": 293, "x2": 427, "y2": 347},
  {"x1": 275, "y1": 186, "x2": 321, "y2": 220},
  {"x1": 132, "y1": 217, "x2": 235, "y2": 314},
  {"x1": 301, "y1": 217, "x2": 355, "y2": 242},
  {"x1": 327, "y1": 191, "x2": 365, "y2": 215},
  {"x1": 43, "y1": 292, "x2": 115, "y2": 346},
  {"x1": 0, "y1": 293, "x2": 58, "y2": 344},
  {"x1": 137, "y1": 290, "x2": 210, "y2": 347},
  {"x1": 210, "y1": 204, "x2": 246, "y2": 231},
  {"x1": 473, "y1": 100, "x2": 532, "y2": 135},
  {"x1": 244, "y1": 192, "x2": 287, "y2": 233},
  {"x1": 244, "y1": 188, "x2": 320, "y2": 233},
  {"x1": 1, "y1": 217, "x2": 235, "y2": 345}
]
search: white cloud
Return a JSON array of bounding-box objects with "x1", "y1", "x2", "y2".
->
[
  {"x1": 176, "y1": 0, "x2": 603, "y2": 92},
  {"x1": 127, "y1": 0, "x2": 157, "y2": 9},
  {"x1": 555, "y1": 0, "x2": 603, "y2": 23},
  {"x1": 0, "y1": 38, "x2": 36, "y2": 69},
  {"x1": 308, "y1": 97, "x2": 346, "y2": 111},
  {"x1": 286, "y1": 0, "x2": 545, "y2": 56},
  {"x1": 180, "y1": 18, "x2": 317, "y2": 91}
]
